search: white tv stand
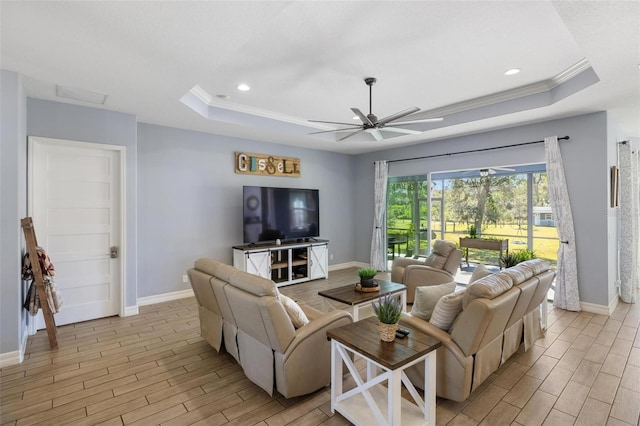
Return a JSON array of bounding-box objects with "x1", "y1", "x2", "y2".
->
[{"x1": 233, "y1": 239, "x2": 329, "y2": 287}]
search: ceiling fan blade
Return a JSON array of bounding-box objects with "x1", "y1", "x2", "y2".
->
[
  {"x1": 367, "y1": 129, "x2": 384, "y2": 141},
  {"x1": 308, "y1": 119, "x2": 360, "y2": 126},
  {"x1": 309, "y1": 126, "x2": 364, "y2": 135},
  {"x1": 380, "y1": 127, "x2": 423, "y2": 135},
  {"x1": 388, "y1": 117, "x2": 444, "y2": 125},
  {"x1": 377, "y1": 107, "x2": 420, "y2": 125},
  {"x1": 338, "y1": 128, "x2": 365, "y2": 141},
  {"x1": 351, "y1": 108, "x2": 374, "y2": 126}
]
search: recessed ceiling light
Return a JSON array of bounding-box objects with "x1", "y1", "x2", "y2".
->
[
  {"x1": 504, "y1": 68, "x2": 521, "y2": 76},
  {"x1": 236, "y1": 83, "x2": 250, "y2": 91},
  {"x1": 353, "y1": 116, "x2": 359, "y2": 120}
]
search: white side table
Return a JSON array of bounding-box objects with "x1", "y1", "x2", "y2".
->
[{"x1": 327, "y1": 317, "x2": 441, "y2": 426}]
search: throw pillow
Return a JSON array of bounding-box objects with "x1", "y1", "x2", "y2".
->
[
  {"x1": 469, "y1": 264, "x2": 492, "y2": 284},
  {"x1": 279, "y1": 294, "x2": 309, "y2": 329},
  {"x1": 429, "y1": 288, "x2": 466, "y2": 331},
  {"x1": 411, "y1": 282, "x2": 456, "y2": 321}
]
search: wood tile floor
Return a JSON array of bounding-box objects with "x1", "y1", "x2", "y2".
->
[{"x1": 1, "y1": 267, "x2": 639, "y2": 425}]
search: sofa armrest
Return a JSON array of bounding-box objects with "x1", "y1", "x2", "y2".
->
[
  {"x1": 399, "y1": 313, "x2": 468, "y2": 366},
  {"x1": 391, "y1": 257, "x2": 426, "y2": 283},
  {"x1": 281, "y1": 310, "x2": 353, "y2": 359},
  {"x1": 274, "y1": 309, "x2": 352, "y2": 397},
  {"x1": 404, "y1": 265, "x2": 455, "y2": 303},
  {"x1": 299, "y1": 304, "x2": 326, "y2": 321}
]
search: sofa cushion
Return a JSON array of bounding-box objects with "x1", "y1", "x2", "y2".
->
[
  {"x1": 424, "y1": 240, "x2": 456, "y2": 270},
  {"x1": 279, "y1": 294, "x2": 309, "y2": 328},
  {"x1": 517, "y1": 259, "x2": 551, "y2": 276},
  {"x1": 463, "y1": 272, "x2": 513, "y2": 309},
  {"x1": 501, "y1": 265, "x2": 531, "y2": 285},
  {"x1": 411, "y1": 281, "x2": 456, "y2": 321},
  {"x1": 429, "y1": 288, "x2": 466, "y2": 331},
  {"x1": 229, "y1": 271, "x2": 278, "y2": 297},
  {"x1": 469, "y1": 264, "x2": 493, "y2": 284},
  {"x1": 194, "y1": 258, "x2": 220, "y2": 276}
]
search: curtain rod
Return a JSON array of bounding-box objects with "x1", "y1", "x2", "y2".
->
[{"x1": 387, "y1": 135, "x2": 570, "y2": 164}]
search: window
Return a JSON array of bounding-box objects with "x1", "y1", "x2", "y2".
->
[{"x1": 387, "y1": 165, "x2": 558, "y2": 268}]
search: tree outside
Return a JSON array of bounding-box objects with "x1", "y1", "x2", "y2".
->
[{"x1": 387, "y1": 172, "x2": 558, "y2": 267}]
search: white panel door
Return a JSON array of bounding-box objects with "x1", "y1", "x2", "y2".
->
[{"x1": 30, "y1": 137, "x2": 122, "y2": 326}]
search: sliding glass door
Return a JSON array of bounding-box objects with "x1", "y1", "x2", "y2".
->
[{"x1": 387, "y1": 165, "x2": 558, "y2": 268}]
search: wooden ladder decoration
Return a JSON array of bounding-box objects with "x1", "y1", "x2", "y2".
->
[{"x1": 21, "y1": 217, "x2": 58, "y2": 350}]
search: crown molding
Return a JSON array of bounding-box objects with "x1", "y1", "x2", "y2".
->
[{"x1": 414, "y1": 59, "x2": 592, "y2": 119}]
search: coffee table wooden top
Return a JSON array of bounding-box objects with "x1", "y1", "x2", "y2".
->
[
  {"x1": 327, "y1": 316, "x2": 442, "y2": 370},
  {"x1": 318, "y1": 280, "x2": 406, "y2": 306}
]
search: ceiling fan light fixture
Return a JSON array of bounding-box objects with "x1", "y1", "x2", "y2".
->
[
  {"x1": 479, "y1": 169, "x2": 490, "y2": 177},
  {"x1": 308, "y1": 77, "x2": 442, "y2": 142}
]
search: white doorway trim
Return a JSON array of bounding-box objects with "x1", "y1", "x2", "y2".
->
[{"x1": 27, "y1": 136, "x2": 127, "y2": 333}]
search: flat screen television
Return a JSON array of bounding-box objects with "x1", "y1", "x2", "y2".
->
[{"x1": 243, "y1": 186, "x2": 320, "y2": 243}]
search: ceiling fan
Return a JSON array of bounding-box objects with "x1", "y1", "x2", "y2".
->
[
  {"x1": 308, "y1": 77, "x2": 443, "y2": 142},
  {"x1": 465, "y1": 167, "x2": 516, "y2": 177}
]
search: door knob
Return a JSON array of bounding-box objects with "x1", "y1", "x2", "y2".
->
[{"x1": 110, "y1": 246, "x2": 119, "y2": 259}]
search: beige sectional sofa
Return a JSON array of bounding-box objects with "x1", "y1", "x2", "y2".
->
[
  {"x1": 188, "y1": 258, "x2": 353, "y2": 398},
  {"x1": 399, "y1": 259, "x2": 555, "y2": 402}
]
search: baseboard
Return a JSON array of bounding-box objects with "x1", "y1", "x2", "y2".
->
[
  {"x1": 137, "y1": 289, "x2": 195, "y2": 307},
  {"x1": 581, "y1": 296, "x2": 619, "y2": 316},
  {"x1": 124, "y1": 305, "x2": 139, "y2": 317},
  {"x1": 329, "y1": 261, "x2": 370, "y2": 272},
  {"x1": 0, "y1": 331, "x2": 27, "y2": 368}
]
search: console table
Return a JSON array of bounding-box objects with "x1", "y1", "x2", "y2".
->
[
  {"x1": 327, "y1": 317, "x2": 441, "y2": 425},
  {"x1": 233, "y1": 239, "x2": 328, "y2": 287},
  {"x1": 459, "y1": 237, "x2": 508, "y2": 268}
]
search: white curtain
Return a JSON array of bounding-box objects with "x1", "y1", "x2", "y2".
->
[
  {"x1": 545, "y1": 136, "x2": 581, "y2": 311},
  {"x1": 618, "y1": 142, "x2": 638, "y2": 303},
  {"x1": 371, "y1": 161, "x2": 388, "y2": 271}
]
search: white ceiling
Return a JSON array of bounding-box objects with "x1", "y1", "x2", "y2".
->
[{"x1": 1, "y1": 1, "x2": 638, "y2": 155}]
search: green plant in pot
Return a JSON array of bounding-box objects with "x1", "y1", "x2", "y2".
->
[
  {"x1": 358, "y1": 267, "x2": 377, "y2": 288},
  {"x1": 468, "y1": 224, "x2": 477, "y2": 239},
  {"x1": 372, "y1": 294, "x2": 403, "y2": 342},
  {"x1": 500, "y1": 249, "x2": 536, "y2": 268}
]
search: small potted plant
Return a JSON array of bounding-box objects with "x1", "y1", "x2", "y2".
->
[
  {"x1": 358, "y1": 267, "x2": 377, "y2": 288},
  {"x1": 372, "y1": 294, "x2": 403, "y2": 342}
]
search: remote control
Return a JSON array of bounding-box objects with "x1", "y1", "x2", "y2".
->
[
  {"x1": 397, "y1": 327, "x2": 410, "y2": 336},
  {"x1": 395, "y1": 330, "x2": 408, "y2": 339}
]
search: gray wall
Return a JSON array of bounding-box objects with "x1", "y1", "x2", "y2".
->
[
  {"x1": 0, "y1": 70, "x2": 27, "y2": 355},
  {"x1": 27, "y1": 99, "x2": 139, "y2": 308},
  {"x1": 136, "y1": 123, "x2": 356, "y2": 298},
  {"x1": 353, "y1": 112, "x2": 616, "y2": 308}
]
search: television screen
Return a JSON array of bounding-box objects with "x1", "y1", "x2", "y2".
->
[{"x1": 243, "y1": 186, "x2": 320, "y2": 243}]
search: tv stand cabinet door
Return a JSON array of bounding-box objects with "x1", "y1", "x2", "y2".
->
[
  {"x1": 234, "y1": 249, "x2": 271, "y2": 279},
  {"x1": 310, "y1": 243, "x2": 328, "y2": 279}
]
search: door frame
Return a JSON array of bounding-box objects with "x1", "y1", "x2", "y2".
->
[{"x1": 27, "y1": 136, "x2": 127, "y2": 333}]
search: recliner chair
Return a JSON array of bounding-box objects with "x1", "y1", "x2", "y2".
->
[
  {"x1": 391, "y1": 239, "x2": 463, "y2": 303},
  {"x1": 224, "y1": 270, "x2": 353, "y2": 398}
]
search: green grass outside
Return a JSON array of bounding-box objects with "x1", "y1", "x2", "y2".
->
[{"x1": 389, "y1": 221, "x2": 558, "y2": 267}]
